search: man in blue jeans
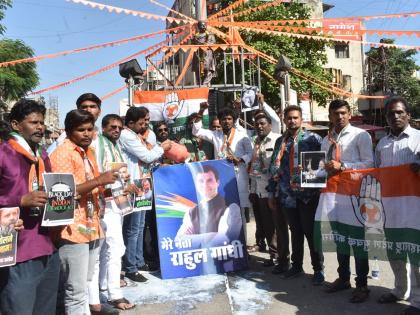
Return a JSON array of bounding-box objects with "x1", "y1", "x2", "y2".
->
[
  {"x1": 321, "y1": 100, "x2": 374, "y2": 303},
  {"x1": 119, "y1": 107, "x2": 171, "y2": 282}
]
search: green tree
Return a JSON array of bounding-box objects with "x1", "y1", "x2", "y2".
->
[
  {"x1": 0, "y1": 0, "x2": 12, "y2": 35},
  {"x1": 0, "y1": 39, "x2": 39, "y2": 101},
  {"x1": 366, "y1": 38, "x2": 420, "y2": 118},
  {"x1": 214, "y1": 0, "x2": 332, "y2": 108}
]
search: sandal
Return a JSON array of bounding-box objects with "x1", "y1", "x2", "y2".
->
[
  {"x1": 349, "y1": 286, "x2": 370, "y2": 303},
  {"x1": 109, "y1": 297, "x2": 135, "y2": 310},
  {"x1": 378, "y1": 292, "x2": 400, "y2": 304},
  {"x1": 120, "y1": 279, "x2": 127, "y2": 288}
]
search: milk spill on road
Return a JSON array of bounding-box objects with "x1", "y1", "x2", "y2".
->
[{"x1": 119, "y1": 271, "x2": 271, "y2": 314}]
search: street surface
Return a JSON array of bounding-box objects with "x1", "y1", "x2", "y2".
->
[{"x1": 113, "y1": 217, "x2": 408, "y2": 315}]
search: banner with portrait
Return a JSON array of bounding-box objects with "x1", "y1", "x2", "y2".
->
[
  {"x1": 0, "y1": 207, "x2": 19, "y2": 267},
  {"x1": 314, "y1": 165, "x2": 420, "y2": 265},
  {"x1": 153, "y1": 160, "x2": 248, "y2": 279}
]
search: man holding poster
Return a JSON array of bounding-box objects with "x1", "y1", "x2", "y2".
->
[{"x1": 0, "y1": 99, "x2": 59, "y2": 315}]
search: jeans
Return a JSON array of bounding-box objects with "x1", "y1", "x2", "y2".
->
[
  {"x1": 283, "y1": 196, "x2": 323, "y2": 272},
  {"x1": 273, "y1": 199, "x2": 290, "y2": 268},
  {"x1": 58, "y1": 240, "x2": 101, "y2": 315},
  {"x1": 337, "y1": 253, "x2": 369, "y2": 287},
  {"x1": 0, "y1": 252, "x2": 60, "y2": 315},
  {"x1": 123, "y1": 210, "x2": 146, "y2": 273}
]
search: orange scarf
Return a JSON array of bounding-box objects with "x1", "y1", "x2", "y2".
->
[
  {"x1": 327, "y1": 130, "x2": 341, "y2": 161},
  {"x1": 8, "y1": 138, "x2": 45, "y2": 192},
  {"x1": 220, "y1": 128, "x2": 235, "y2": 156},
  {"x1": 138, "y1": 129, "x2": 153, "y2": 150}
]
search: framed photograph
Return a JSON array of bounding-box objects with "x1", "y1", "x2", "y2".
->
[{"x1": 301, "y1": 151, "x2": 327, "y2": 188}]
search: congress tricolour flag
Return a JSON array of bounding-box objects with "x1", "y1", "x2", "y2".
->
[
  {"x1": 133, "y1": 88, "x2": 209, "y2": 138},
  {"x1": 314, "y1": 165, "x2": 420, "y2": 264}
]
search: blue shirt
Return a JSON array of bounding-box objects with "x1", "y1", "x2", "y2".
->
[{"x1": 267, "y1": 130, "x2": 322, "y2": 208}]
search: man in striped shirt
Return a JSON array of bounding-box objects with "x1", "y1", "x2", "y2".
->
[{"x1": 375, "y1": 96, "x2": 420, "y2": 315}]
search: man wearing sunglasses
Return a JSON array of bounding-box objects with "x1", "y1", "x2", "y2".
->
[{"x1": 88, "y1": 114, "x2": 135, "y2": 313}]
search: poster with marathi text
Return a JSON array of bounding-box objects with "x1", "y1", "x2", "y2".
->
[
  {"x1": 153, "y1": 160, "x2": 248, "y2": 279},
  {"x1": 0, "y1": 207, "x2": 19, "y2": 267}
]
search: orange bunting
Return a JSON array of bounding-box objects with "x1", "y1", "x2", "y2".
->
[
  {"x1": 68, "y1": 0, "x2": 193, "y2": 25},
  {"x1": 30, "y1": 30, "x2": 186, "y2": 95},
  {"x1": 233, "y1": 25, "x2": 420, "y2": 50},
  {"x1": 208, "y1": 0, "x2": 247, "y2": 21},
  {"x1": 101, "y1": 85, "x2": 127, "y2": 101},
  {"x1": 0, "y1": 25, "x2": 188, "y2": 68},
  {"x1": 217, "y1": 0, "x2": 291, "y2": 21}
]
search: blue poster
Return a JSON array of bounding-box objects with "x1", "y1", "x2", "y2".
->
[{"x1": 153, "y1": 160, "x2": 248, "y2": 279}]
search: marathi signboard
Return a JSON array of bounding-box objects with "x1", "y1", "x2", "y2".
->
[{"x1": 154, "y1": 160, "x2": 248, "y2": 279}]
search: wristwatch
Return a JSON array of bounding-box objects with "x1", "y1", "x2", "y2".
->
[{"x1": 339, "y1": 161, "x2": 346, "y2": 172}]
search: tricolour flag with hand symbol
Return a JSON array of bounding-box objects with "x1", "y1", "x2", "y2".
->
[{"x1": 314, "y1": 164, "x2": 420, "y2": 264}]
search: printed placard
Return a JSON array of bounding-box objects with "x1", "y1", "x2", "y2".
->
[
  {"x1": 105, "y1": 162, "x2": 133, "y2": 216},
  {"x1": 154, "y1": 160, "x2": 248, "y2": 279},
  {"x1": 0, "y1": 207, "x2": 19, "y2": 267},
  {"x1": 301, "y1": 151, "x2": 327, "y2": 188},
  {"x1": 42, "y1": 173, "x2": 75, "y2": 226},
  {"x1": 133, "y1": 177, "x2": 153, "y2": 211}
]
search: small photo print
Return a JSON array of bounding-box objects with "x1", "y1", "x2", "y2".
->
[{"x1": 301, "y1": 151, "x2": 327, "y2": 188}]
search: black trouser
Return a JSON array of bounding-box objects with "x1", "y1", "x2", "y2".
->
[
  {"x1": 283, "y1": 195, "x2": 323, "y2": 272},
  {"x1": 143, "y1": 205, "x2": 159, "y2": 264},
  {"x1": 272, "y1": 198, "x2": 290, "y2": 268},
  {"x1": 251, "y1": 195, "x2": 277, "y2": 258},
  {"x1": 250, "y1": 193, "x2": 266, "y2": 249},
  {"x1": 0, "y1": 252, "x2": 60, "y2": 315},
  {"x1": 337, "y1": 254, "x2": 369, "y2": 287}
]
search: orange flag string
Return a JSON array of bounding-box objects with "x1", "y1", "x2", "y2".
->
[
  {"x1": 218, "y1": 0, "x2": 291, "y2": 21},
  {"x1": 68, "y1": 0, "x2": 193, "y2": 25},
  {"x1": 235, "y1": 25, "x2": 420, "y2": 50},
  {"x1": 207, "y1": 0, "x2": 247, "y2": 21},
  {"x1": 101, "y1": 85, "x2": 127, "y2": 101},
  {"x1": 0, "y1": 25, "x2": 188, "y2": 68},
  {"x1": 30, "y1": 30, "x2": 186, "y2": 95}
]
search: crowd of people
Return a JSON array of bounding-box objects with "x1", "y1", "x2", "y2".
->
[{"x1": 0, "y1": 92, "x2": 419, "y2": 315}]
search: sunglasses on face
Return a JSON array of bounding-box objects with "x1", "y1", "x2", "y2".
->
[{"x1": 158, "y1": 128, "x2": 168, "y2": 132}]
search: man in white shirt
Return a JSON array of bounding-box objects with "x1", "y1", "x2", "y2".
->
[
  {"x1": 119, "y1": 107, "x2": 171, "y2": 283},
  {"x1": 322, "y1": 100, "x2": 374, "y2": 303},
  {"x1": 375, "y1": 96, "x2": 420, "y2": 315}
]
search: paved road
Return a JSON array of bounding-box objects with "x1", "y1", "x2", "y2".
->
[{"x1": 110, "y1": 218, "x2": 409, "y2": 315}]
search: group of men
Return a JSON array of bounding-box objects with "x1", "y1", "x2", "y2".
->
[{"x1": 0, "y1": 91, "x2": 419, "y2": 315}]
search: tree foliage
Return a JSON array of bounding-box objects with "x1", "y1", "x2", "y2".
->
[
  {"x1": 0, "y1": 0, "x2": 12, "y2": 35},
  {"x1": 366, "y1": 38, "x2": 420, "y2": 118},
  {"x1": 214, "y1": 0, "x2": 332, "y2": 108},
  {"x1": 0, "y1": 39, "x2": 39, "y2": 101}
]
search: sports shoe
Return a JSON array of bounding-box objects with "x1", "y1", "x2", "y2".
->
[
  {"x1": 312, "y1": 271, "x2": 325, "y2": 286},
  {"x1": 138, "y1": 263, "x2": 159, "y2": 272},
  {"x1": 280, "y1": 266, "x2": 303, "y2": 279},
  {"x1": 125, "y1": 272, "x2": 148, "y2": 283}
]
